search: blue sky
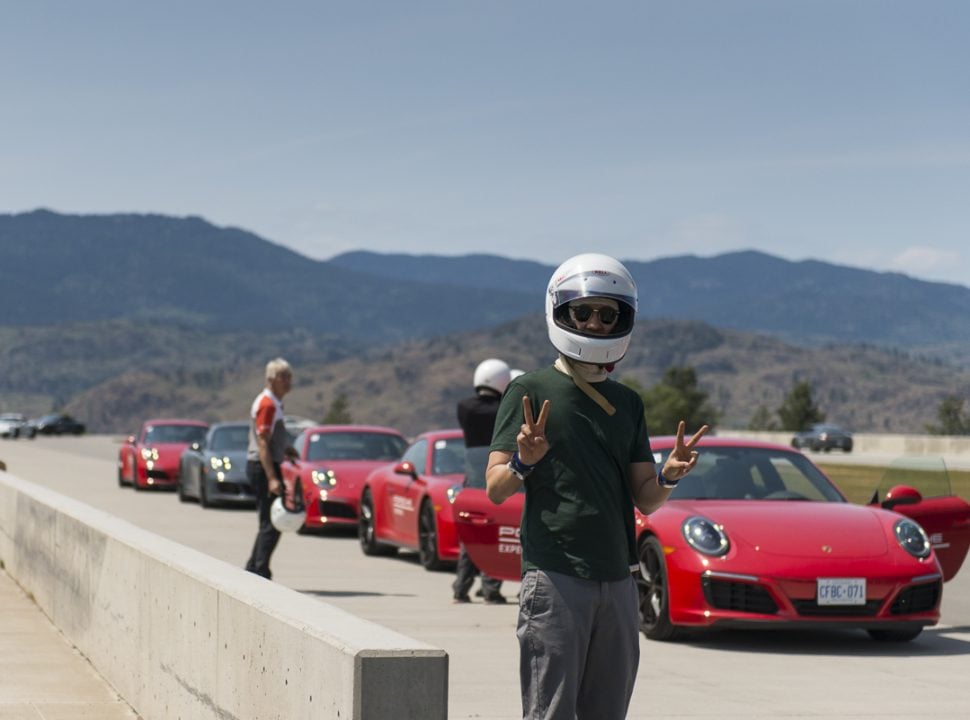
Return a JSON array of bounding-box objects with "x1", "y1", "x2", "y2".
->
[{"x1": 2, "y1": 1, "x2": 968, "y2": 286}]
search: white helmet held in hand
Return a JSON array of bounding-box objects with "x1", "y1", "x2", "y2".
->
[
  {"x1": 473, "y1": 358, "x2": 512, "y2": 394},
  {"x1": 546, "y1": 253, "x2": 637, "y2": 366},
  {"x1": 270, "y1": 496, "x2": 306, "y2": 532}
]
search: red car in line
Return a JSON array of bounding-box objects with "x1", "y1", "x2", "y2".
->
[
  {"x1": 454, "y1": 437, "x2": 970, "y2": 642},
  {"x1": 358, "y1": 428, "x2": 467, "y2": 571},
  {"x1": 118, "y1": 419, "x2": 209, "y2": 490},
  {"x1": 281, "y1": 424, "x2": 408, "y2": 531}
]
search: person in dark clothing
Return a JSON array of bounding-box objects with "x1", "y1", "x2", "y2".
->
[
  {"x1": 452, "y1": 357, "x2": 512, "y2": 604},
  {"x1": 487, "y1": 254, "x2": 708, "y2": 719}
]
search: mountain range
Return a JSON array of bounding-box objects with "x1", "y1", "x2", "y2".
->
[{"x1": 2, "y1": 209, "x2": 970, "y2": 434}]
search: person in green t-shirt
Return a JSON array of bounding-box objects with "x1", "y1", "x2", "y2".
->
[{"x1": 487, "y1": 253, "x2": 708, "y2": 720}]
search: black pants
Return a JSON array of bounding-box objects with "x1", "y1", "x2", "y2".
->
[
  {"x1": 453, "y1": 545, "x2": 502, "y2": 599},
  {"x1": 245, "y1": 459, "x2": 281, "y2": 579}
]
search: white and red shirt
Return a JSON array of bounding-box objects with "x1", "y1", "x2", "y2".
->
[{"x1": 247, "y1": 388, "x2": 289, "y2": 463}]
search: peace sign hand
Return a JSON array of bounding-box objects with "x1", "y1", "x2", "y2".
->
[
  {"x1": 516, "y1": 396, "x2": 550, "y2": 466},
  {"x1": 662, "y1": 420, "x2": 708, "y2": 482}
]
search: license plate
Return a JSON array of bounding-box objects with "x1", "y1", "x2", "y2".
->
[{"x1": 817, "y1": 578, "x2": 866, "y2": 605}]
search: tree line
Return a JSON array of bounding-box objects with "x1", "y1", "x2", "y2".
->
[{"x1": 624, "y1": 370, "x2": 970, "y2": 437}]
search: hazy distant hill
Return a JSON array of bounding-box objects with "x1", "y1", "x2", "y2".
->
[
  {"x1": 330, "y1": 250, "x2": 970, "y2": 362},
  {"x1": 5, "y1": 210, "x2": 970, "y2": 359},
  {"x1": 0, "y1": 210, "x2": 533, "y2": 339},
  {"x1": 59, "y1": 315, "x2": 970, "y2": 436}
]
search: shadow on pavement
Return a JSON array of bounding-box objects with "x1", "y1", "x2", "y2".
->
[
  {"x1": 675, "y1": 626, "x2": 970, "y2": 657},
  {"x1": 297, "y1": 589, "x2": 416, "y2": 599}
]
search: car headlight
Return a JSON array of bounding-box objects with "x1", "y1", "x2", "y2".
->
[
  {"x1": 210, "y1": 456, "x2": 232, "y2": 471},
  {"x1": 894, "y1": 518, "x2": 931, "y2": 559},
  {"x1": 446, "y1": 484, "x2": 462, "y2": 504},
  {"x1": 312, "y1": 469, "x2": 337, "y2": 487},
  {"x1": 682, "y1": 516, "x2": 730, "y2": 556},
  {"x1": 141, "y1": 447, "x2": 159, "y2": 461}
]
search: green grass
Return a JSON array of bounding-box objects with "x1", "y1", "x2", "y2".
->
[{"x1": 821, "y1": 464, "x2": 970, "y2": 505}]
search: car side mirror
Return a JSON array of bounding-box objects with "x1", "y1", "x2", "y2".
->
[
  {"x1": 394, "y1": 460, "x2": 418, "y2": 479},
  {"x1": 881, "y1": 484, "x2": 923, "y2": 511}
]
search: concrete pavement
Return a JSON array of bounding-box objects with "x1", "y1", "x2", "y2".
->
[{"x1": 0, "y1": 567, "x2": 138, "y2": 720}]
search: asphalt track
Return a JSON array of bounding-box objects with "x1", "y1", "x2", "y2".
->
[{"x1": 2, "y1": 436, "x2": 969, "y2": 719}]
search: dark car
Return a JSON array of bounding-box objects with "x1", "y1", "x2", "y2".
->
[
  {"x1": 791, "y1": 423, "x2": 853, "y2": 452},
  {"x1": 177, "y1": 422, "x2": 254, "y2": 508},
  {"x1": 30, "y1": 413, "x2": 86, "y2": 436}
]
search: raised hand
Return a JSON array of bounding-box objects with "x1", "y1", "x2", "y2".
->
[
  {"x1": 517, "y1": 396, "x2": 550, "y2": 466},
  {"x1": 663, "y1": 420, "x2": 708, "y2": 481}
]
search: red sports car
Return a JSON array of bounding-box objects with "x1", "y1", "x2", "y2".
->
[
  {"x1": 454, "y1": 437, "x2": 970, "y2": 642},
  {"x1": 118, "y1": 419, "x2": 209, "y2": 490},
  {"x1": 358, "y1": 428, "x2": 467, "y2": 570},
  {"x1": 281, "y1": 424, "x2": 408, "y2": 530}
]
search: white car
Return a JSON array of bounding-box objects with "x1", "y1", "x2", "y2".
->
[{"x1": 0, "y1": 413, "x2": 35, "y2": 439}]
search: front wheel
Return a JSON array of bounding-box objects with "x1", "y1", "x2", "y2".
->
[
  {"x1": 635, "y1": 535, "x2": 683, "y2": 641},
  {"x1": 359, "y1": 490, "x2": 395, "y2": 556},
  {"x1": 177, "y1": 467, "x2": 189, "y2": 502},
  {"x1": 418, "y1": 502, "x2": 447, "y2": 571},
  {"x1": 199, "y1": 469, "x2": 211, "y2": 508}
]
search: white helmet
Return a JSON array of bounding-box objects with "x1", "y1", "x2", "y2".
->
[
  {"x1": 473, "y1": 358, "x2": 512, "y2": 394},
  {"x1": 270, "y1": 496, "x2": 306, "y2": 532},
  {"x1": 546, "y1": 253, "x2": 637, "y2": 365}
]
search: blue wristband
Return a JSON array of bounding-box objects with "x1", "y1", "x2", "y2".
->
[
  {"x1": 657, "y1": 470, "x2": 679, "y2": 488},
  {"x1": 508, "y1": 451, "x2": 536, "y2": 480}
]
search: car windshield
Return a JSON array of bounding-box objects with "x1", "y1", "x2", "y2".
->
[
  {"x1": 144, "y1": 424, "x2": 208, "y2": 445},
  {"x1": 209, "y1": 425, "x2": 249, "y2": 452},
  {"x1": 306, "y1": 431, "x2": 407, "y2": 461},
  {"x1": 432, "y1": 436, "x2": 466, "y2": 475},
  {"x1": 654, "y1": 446, "x2": 846, "y2": 502},
  {"x1": 813, "y1": 424, "x2": 844, "y2": 433}
]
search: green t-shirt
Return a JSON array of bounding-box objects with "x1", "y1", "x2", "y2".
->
[{"x1": 491, "y1": 366, "x2": 654, "y2": 581}]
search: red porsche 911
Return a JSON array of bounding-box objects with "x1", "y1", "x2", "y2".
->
[
  {"x1": 281, "y1": 424, "x2": 408, "y2": 531},
  {"x1": 358, "y1": 428, "x2": 467, "y2": 571},
  {"x1": 453, "y1": 437, "x2": 970, "y2": 642},
  {"x1": 118, "y1": 419, "x2": 209, "y2": 490}
]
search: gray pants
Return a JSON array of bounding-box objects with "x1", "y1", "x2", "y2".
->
[{"x1": 516, "y1": 569, "x2": 640, "y2": 720}]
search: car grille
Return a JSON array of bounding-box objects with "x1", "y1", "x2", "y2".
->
[
  {"x1": 702, "y1": 577, "x2": 779, "y2": 614},
  {"x1": 319, "y1": 500, "x2": 356, "y2": 520},
  {"x1": 147, "y1": 470, "x2": 173, "y2": 481},
  {"x1": 217, "y1": 482, "x2": 253, "y2": 496},
  {"x1": 890, "y1": 581, "x2": 941, "y2": 615}
]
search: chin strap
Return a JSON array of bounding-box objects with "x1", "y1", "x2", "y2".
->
[{"x1": 555, "y1": 356, "x2": 616, "y2": 416}]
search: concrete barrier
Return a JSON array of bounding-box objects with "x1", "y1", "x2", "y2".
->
[{"x1": 0, "y1": 472, "x2": 448, "y2": 720}]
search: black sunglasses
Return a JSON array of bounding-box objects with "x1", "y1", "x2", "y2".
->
[{"x1": 569, "y1": 304, "x2": 619, "y2": 324}]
